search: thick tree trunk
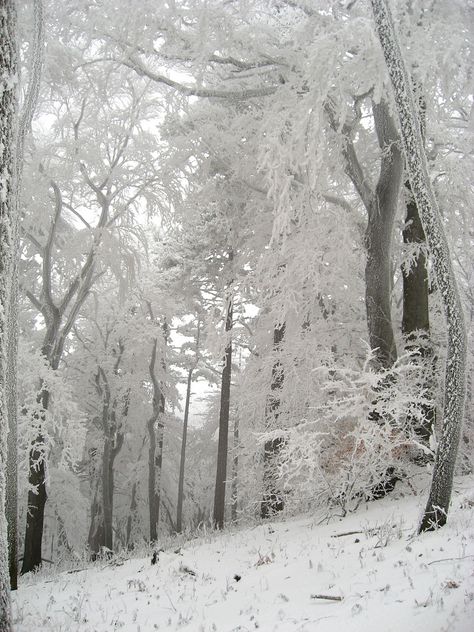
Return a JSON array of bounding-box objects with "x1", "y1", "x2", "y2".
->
[
  {"x1": 402, "y1": 189, "x2": 435, "y2": 443},
  {"x1": 213, "y1": 298, "x2": 233, "y2": 530},
  {"x1": 147, "y1": 338, "x2": 165, "y2": 543},
  {"x1": 370, "y1": 0, "x2": 467, "y2": 532},
  {"x1": 326, "y1": 98, "x2": 401, "y2": 371},
  {"x1": 102, "y1": 419, "x2": 124, "y2": 553},
  {"x1": 87, "y1": 478, "x2": 104, "y2": 560},
  {"x1": 0, "y1": 1, "x2": 17, "y2": 626},
  {"x1": 402, "y1": 191, "x2": 430, "y2": 336},
  {"x1": 261, "y1": 323, "x2": 286, "y2": 518},
  {"x1": 365, "y1": 101, "x2": 403, "y2": 370},
  {"x1": 6, "y1": 0, "x2": 43, "y2": 591},
  {"x1": 22, "y1": 315, "x2": 61, "y2": 574},
  {"x1": 21, "y1": 387, "x2": 50, "y2": 574},
  {"x1": 401, "y1": 90, "x2": 435, "y2": 444},
  {"x1": 176, "y1": 368, "x2": 193, "y2": 533}
]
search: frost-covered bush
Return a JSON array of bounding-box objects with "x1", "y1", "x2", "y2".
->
[{"x1": 271, "y1": 348, "x2": 434, "y2": 516}]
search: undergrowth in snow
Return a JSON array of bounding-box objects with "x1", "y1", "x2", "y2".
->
[{"x1": 13, "y1": 475, "x2": 474, "y2": 632}]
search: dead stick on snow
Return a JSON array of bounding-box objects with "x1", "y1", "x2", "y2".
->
[
  {"x1": 428, "y1": 555, "x2": 474, "y2": 566},
  {"x1": 311, "y1": 594, "x2": 343, "y2": 602},
  {"x1": 331, "y1": 531, "x2": 363, "y2": 538}
]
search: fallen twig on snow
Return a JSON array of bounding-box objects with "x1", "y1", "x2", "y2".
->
[
  {"x1": 311, "y1": 594, "x2": 343, "y2": 602},
  {"x1": 331, "y1": 530, "x2": 363, "y2": 538},
  {"x1": 427, "y1": 555, "x2": 474, "y2": 566}
]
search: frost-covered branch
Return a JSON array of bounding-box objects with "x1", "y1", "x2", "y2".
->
[{"x1": 121, "y1": 55, "x2": 278, "y2": 100}]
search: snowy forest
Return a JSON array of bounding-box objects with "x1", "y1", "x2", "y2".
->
[{"x1": 0, "y1": 1, "x2": 473, "y2": 631}]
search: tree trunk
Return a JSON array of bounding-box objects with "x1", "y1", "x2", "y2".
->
[
  {"x1": 261, "y1": 323, "x2": 286, "y2": 518},
  {"x1": 231, "y1": 414, "x2": 239, "y2": 522},
  {"x1": 401, "y1": 89, "x2": 435, "y2": 444},
  {"x1": 213, "y1": 298, "x2": 233, "y2": 530},
  {"x1": 126, "y1": 480, "x2": 138, "y2": 550},
  {"x1": 147, "y1": 337, "x2": 165, "y2": 543},
  {"x1": 87, "y1": 478, "x2": 104, "y2": 560},
  {"x1": 402, "y1": 189, "x2": 435, "y2": 443},
  {"x1": 326, "y1": 98, "x2": 401, "y2": 371},
  {"x1": 176, "y1": 368, "x2": 193, "y2": 533},
  {"x1": 0, "y1": 1, "x2": 17, "y2": 626},
  {"x1": 147, "y1": 418, "x2": 158, "y2": 542},
  {"x1": 6, "y1": 0, "x2": 43, "y2": 591},
  {"x1": 370, "y1": 0, "x2": 467, "y2": 532},
  {"x1": 102, "y1": 437, "x2": 113, "y2": 551},
  {"x1": 21, "y1": 386, "x2": 50, "y2": 574},
  {"x1": 364, "y1": 101, "x2": 403, "y2": 370},
  {"x1": 102, "y1": 418, "x2": 124, "y2": 553},
  {"x1": 402, "y1": 190, "x2": 430, "y2": 336}
]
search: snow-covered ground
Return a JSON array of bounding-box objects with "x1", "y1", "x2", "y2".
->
[{"x1": 13, "y1": 476, "x2": 474, "y2": 632}]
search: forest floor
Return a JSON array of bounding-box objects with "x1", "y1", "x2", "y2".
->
[{"x1": 13, "y1": 474, "x2": 474, "y2": 632}]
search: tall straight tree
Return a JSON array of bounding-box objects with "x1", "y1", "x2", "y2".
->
[
  {"x1": 0, "y1": 1, "x2": 17, "y2": 628},
  {"x1": 261, "y1": 322, "x2": 286, "y2": 518},
  {"x1": 176, "y1": 318, "x2": 200, "y2": 533},
  {"x1": 213, "y1": 252, "x2": 234, "y2": 530},
  {"x1": 370, "y1": 0, "x2": 467, "y2": 531},
  {"x1": 6, "y1": 0, "x2": 44, "y2": 590}
]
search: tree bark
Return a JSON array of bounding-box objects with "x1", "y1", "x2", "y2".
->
[
  {"x1": 21, "y1": 386, "x2": 50, "y2": 574},
  {"x1": 261, "y1": 323, "x2": 286, "y2": 518},
  {"x1": 126, "y1": 480, "x2": 138, "y2": 549},
  {"x1": 213, "y1": 297, "x2": 233, "y2": 530},
  {"x1": 231, "y1": 413, "x2": 239, "y2": 522},
  {"x1": 370, "y1": 0, "x2": 467, "y2": 531},
  {"x1": 176, "y1": 367, "x2": 193, "y2": 533},
  {"x1": 326, "y1": 98, "x2": 402, "y2": 370},
  {"x1": 147, "y1": 337, "x2": 165, "y2": 543},
  {"x1": 401, "y1": 89, "x2": 435, "y2": 444},
  {"x1": 0, "y1": 1, "x2": 17, "y2": 627},
  {"x1": 87, "y1": 477, "x2": 104, "y2": 560},
  {"x1": 6, "y1": 0, "x2": 43, "y2": 590},
  {"x1": 364, "y1": 101, "x2": 403, "y2": 369}
]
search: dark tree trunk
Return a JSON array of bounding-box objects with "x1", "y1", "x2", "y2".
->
[
  {"x1": 213, "y1": 299, "x2": 233, "y2": 530},
  {"x1": 176, "y1": 368, "x2": 193, "y2": 533},
  {"x1": 21, "y1": 387, "x2": 50, "y2": 575},
  {"x1": 230, "y1": 414, "x2": 239, "y2": 522},
  {"x1": 402, "y1": 194, "x2": 430, "y2": 336},
  {"x1": 102, "y1": 438, "x2": 113, "y2": 551},
  {"x1": 126, "y1": 480, "x2": 138, "y2": 550},
  {"x1": 147, "y1": 337, "x2": 165, "y2": 543},
  {"x1": 88, "y1": 478, "x2": 104, "y2": 560},
  {"x1": 401, "y1": 90, "x2": 435, "y2": 444},
  {"x1": 147, "y1": 414, "x2": 159, "y2": 542},
  {"x1": 0, "y1": 6, "x2": 17, "y2": 626},
  {"x1": 402, "y1": 190, "x2": 435, "y2": 443},
  {"x1": 365, "y1": 101, "x2": 403, "y2": 370},
  {"x1": 326, "y1": 99, "x2": 402, "y2": 371},
  {"x1": 6, "y1": 0, "x2": 43, "y2": 592},
  {"x1": 261, "y1": 323, "x2": 286, "y2": 518}
]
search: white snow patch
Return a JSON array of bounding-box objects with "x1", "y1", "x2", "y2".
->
[{"x1": 13, "y1": 476, "x2": 474, "y2": 631}]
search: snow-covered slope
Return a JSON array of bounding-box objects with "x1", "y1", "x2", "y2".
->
[{"x1": 13, "y1": 476, "x2": 474, "y2": 631}]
